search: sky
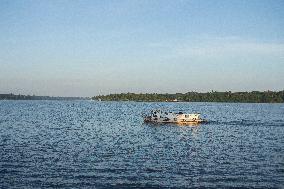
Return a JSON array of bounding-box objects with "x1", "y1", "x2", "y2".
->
[{"x1": 0, "y1": 0, "x2": 283, "y2": 97}]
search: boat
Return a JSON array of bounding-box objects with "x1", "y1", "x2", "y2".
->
[{"x1": 143, "y1": 109, "x2": 205, "y2": 124}]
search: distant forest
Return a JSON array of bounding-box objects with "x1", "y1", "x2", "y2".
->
[
  {"x1": 93, "y1": 91, "x2": 284, "y2": 103},
  {"x1": 0, "y1": 93, "x2": 87, "y2": 100}
]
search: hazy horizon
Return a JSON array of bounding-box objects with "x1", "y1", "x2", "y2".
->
[{"x1": 1, "y1": 0, "x2": 283, "y2": 97}]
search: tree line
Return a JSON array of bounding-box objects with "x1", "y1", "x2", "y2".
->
[
  {"x1": 0, "y1": 93, "x2": 87, "y2": 100},
  {"x1": 93, "y1": 91, "x2": 284, "y2": 103}
]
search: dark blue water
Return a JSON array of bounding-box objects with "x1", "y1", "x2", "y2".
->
[{"x1": 0, "y1": 101, "x2": 283, "y2": 188}]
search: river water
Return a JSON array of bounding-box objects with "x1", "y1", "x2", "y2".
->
[{"x1": 0, "y1": 101, "x2": 283, "y2": 188}]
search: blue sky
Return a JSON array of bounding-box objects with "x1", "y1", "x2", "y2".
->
[{"x1": 0, "y1": 0, "x2": 283, "y2": 97}]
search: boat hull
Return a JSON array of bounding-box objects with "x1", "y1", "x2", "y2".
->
[{"x1": 144, "y1": 116, "x2": 205, "y2": 124}]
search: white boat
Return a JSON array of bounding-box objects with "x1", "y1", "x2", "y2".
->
[{"x1": 143, "y1": 109, "x2": 205, "y2": 124}]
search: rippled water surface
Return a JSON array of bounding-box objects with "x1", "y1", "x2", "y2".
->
[{"x1": 0, "y1": 101, "x2": 284, "y2": 188}]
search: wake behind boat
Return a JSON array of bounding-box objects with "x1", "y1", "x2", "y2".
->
[{"x1": 143, "y1": 109, "x2": 205, "y2": 124}]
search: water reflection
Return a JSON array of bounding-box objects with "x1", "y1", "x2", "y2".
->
[{"x1": 176, "y1": 122, "x2": 201, "y2": 127}]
